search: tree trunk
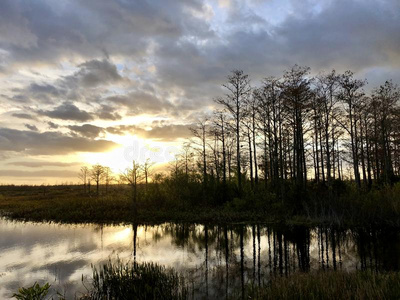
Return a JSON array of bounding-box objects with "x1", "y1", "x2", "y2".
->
[{"x1": 248, "y1": 127, "x2": 254, "y2": 189}]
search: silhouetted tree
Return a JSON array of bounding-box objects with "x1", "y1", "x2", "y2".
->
[
  {"x1": 90, "y1": 164, "x2": 105, "y2": 195},
  {"x1": 78, "y1": 166, "x2": 89, "y2": 193},
  {"x1": 216, "y1": 70, "x2": 251, "y2": 196},
  {"x1": 281, "y1": 65, "x2": 312, "y2": 189},
  {"x1": 338, "y1": 71, "x2": 366, "y2": 188},
  {"x1": 120, "y1": 160, "x2": 143, "y2": 215}
]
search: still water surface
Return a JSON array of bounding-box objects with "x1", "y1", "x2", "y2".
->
[{"x1": 0, "y1": 218, "x2": 399, "y2": 298}]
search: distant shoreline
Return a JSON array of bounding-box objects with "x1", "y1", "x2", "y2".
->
[{"x1": 1, "y1": 185, "x2": 399, "y2": 228}]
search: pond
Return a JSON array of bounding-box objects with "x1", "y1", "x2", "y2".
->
[{"x1": 0, "y1": 218, "x2": 399, "y2": 299}]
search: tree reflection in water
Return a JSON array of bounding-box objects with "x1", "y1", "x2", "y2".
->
[
  {"x1": 157, "y1": 223, "x2": 400, "y2": 298},
  {"x1": 1, "y1": 220, "x2": 400, "y2": 299}
]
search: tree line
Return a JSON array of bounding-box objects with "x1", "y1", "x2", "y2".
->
[
  {"x1": 186, "y1": 66, "x2": 400, "y2": 195},
  {"x1": 78, "y1": 65, "x2": 400, "y2": 209}
]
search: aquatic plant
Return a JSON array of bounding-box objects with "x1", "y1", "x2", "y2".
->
[
  {"x1": 12, "y1": 282, "x2": 50, "y2": 300},
  {"x1": 248, "y1": 271, "x2": 400, "y2": 300},
  {"x1": 86, "y1": 259, "x2": 187, "y2": 300}
]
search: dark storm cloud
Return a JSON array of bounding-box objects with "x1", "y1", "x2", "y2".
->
[
  {"x1": 37, "y1": 102, "x2": 93, "y2": 122},
  {"x1": 0, "y1": 128, "x2": 118, "y2": 155}
]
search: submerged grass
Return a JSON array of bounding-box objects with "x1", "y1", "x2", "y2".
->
[{"x1": 249, "y1": 271, "x2": 400, "y2": 300}]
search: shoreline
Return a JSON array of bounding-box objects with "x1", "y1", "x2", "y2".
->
[{"x1": 2, "y1": 207, "x2": 399, "y2": 229}]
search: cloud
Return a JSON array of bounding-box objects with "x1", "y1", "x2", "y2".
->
[
  {"x1": 4, "y1": 0, "x2": 398, "y2": 125},
  {"x1": 7, "y1": 161, "x2": 81, "y2": 168},
  {"x1": 12, "y1": 113, "x2": 36, "y2": 120},
  {"x1": 107, "y1": 91, "x2": 174, "y2": 115},
  {"x1": 9, "y1": 83, "x2": 63, "y2": 104},
  {"x1": 74, "y1": 59, "x2": 123, "y2": 87},
  {"x1": 67, "y1": 124, "x2": 105, "y2": 138},
  {"x1": 0, "y1": 128, "x2": 118, "y2": 155},
  {"x1": 142, "y1": 124, "x2": 192, "y2": 141},
  {"x1": 28, "y1": 83, "x2": 61, "y2": 102},
  {"x1": 6, "y1": 58, "x2": 126, "y2": 107},
  {"x1": 268, "y1": 0, "x2": 400, "y2": 71},
  {"x1": 37, "y1": 102, "x2": 93, "y2": 122},
  {"x1": 105, "y1": 124, "x2": 138, "y2": 135},
  {"x1": 0, "y1": 0, "x2": 400, "y2": 184},
  {"x1": 57, "y1": 59, "x2": 125, "y2": 92},
  {"x1": 153, "y1": 0, "x2": 400, "y2": 96},
  {"x1": 47, "y1": 121, "x2": 59, "y2": 129},
  {"x1": 105, "y1": 123, "x2": 192, "y2": 141},
  {"x1": 96, "y1": 104, "x2": 122, "y2": 120},
  {"x1": 0, "y1": 0, "x2": 212, "y2": 67},
  {"x1": 24, "y1": 124, "x2": 38, "y2": 131},
  {"x1": 1, "y1": 0, "x2": 399, "y2": 81},
  {"x1": 0, "y1": 169, "x2": 77, "y2": 177}
]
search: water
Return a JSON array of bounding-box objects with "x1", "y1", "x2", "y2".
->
[{"x1": 0, "y1": 218, "x2": 399, "y2": 299}]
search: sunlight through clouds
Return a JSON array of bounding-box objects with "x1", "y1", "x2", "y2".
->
[{"x1": 0, "y1": 0, "x2": 399, "y2": 183}]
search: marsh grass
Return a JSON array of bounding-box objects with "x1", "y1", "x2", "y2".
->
[
  {"x1": 0, "y1": 185, "x2": 274, "y2": 224},
  {"x1": 16, "y1": 268, "x2": 400, "y2": 299},
  {"x1": 248, "y1": 271, "x2": 400, "y2": 300},
  {"x1": 83, "y1": 260, "x2": 187, "y2": 300},
  {"x1": 1, "y1": 183, "x2": 400, "y2": 226}
]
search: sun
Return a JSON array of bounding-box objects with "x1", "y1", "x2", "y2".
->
[{"x1": 80, "y1": 134, "x2": 181, "y2": 174}]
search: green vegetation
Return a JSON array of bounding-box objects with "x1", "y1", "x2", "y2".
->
[
  {"x1": 3, "y1": 67, "x2": 400, "y2": 227},
  {"x1": 12, "y1": 282, "x2": 52, "y2": 300},
  {"x1": 15, "y1": 266, "x2": 400, "y2": 300},
  {"x1": 83, "y1": 260, "x2": 187, "y2": 300},
  {"x1": 1, "y1": 180, "x2": 400, "y2": 226},
  {"x1": 15, "y1": 261, "x2": 186, "y2": 300},
  {"x1": 249, "y1": 271, "x2": 400, "y2": 300}
]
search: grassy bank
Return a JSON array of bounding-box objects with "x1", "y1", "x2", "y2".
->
[
  {"x1": 1, "y1": 183, "x2": 400, "y2": 227},
  {"x1": 15, "y1": 263, "x2": 400, "y2": 300},
  {"x1": 13, "y1": 260, "x2": 187, "y2": 300},
  {"x1": 249, "y1": 271, "x2": 400, "y2": 300},
  {"x1": 0, "y1": 186, "x2": 276, "y2": 224}
]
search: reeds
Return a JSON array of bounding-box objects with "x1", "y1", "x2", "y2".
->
[
  {"x1": 249, "y1": 271, "x2": 400, "y2": 300},
  {"x1": 86, "y1": 259, "x2": 187, "y2": 300}
]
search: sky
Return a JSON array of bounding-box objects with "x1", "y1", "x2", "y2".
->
[{"x1": 0, "y1": 0, "x2": 400, "y2": 184}]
